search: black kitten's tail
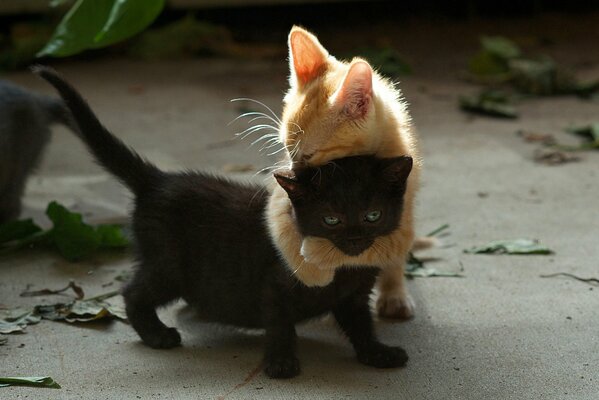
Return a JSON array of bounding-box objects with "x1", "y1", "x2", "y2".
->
[{"x1": 32, "y1": 66, "x2": 163, "y2": 195}]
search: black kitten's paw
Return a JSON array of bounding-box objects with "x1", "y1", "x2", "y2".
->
[
  {"x1": 142, "y1": 327, "x2": 182, "y2": 349},
  {"x1": 356, "y1": 342, "x2": 408, "y2": 368},
  {"x1": 264, "y1": 356, "x2": 301, "y2": 379}
]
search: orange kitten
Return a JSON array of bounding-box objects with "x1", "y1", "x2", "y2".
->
[{"x1": 266, "y1": 26, "x2": 421, "y2": 319}]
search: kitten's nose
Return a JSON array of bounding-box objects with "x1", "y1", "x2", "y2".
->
[{"x1": 344, "y1": 237, "x2": 374, "y2": 256}]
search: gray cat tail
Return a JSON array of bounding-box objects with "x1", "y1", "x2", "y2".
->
[{"x1": 32, "y1": 65, "x2": 163, "y2": 195}]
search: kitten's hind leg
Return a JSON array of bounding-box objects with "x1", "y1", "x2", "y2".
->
[
  {"x1": 333, "y1": 292, "x2": 408, "y2": 368},
  {"x1": 376, "y1": 264, "x2": 415, "y2": 320},
  {"x1": 123, "y1": 270, "x2": 181, "y2": 349}
]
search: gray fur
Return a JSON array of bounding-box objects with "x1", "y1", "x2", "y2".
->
[{"x1": 0, "y1": 80, "x2": 73, "y2": 223}]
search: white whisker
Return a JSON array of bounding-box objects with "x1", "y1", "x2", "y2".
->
[
  {"x1": 251, "y1": 134, "x2": 279, "y2": 147},
  {"x1": 237, "y1": 125, "x2": 279, "y2": 140},
  {"x1": 231, "y1": 97, "x2": 282, "y2": 124}
]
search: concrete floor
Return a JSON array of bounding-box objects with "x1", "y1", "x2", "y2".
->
[{"x1": 1, "y1": 17, "x2": 599, "y2": 399}]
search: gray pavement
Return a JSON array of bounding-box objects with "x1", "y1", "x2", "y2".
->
[{"x1": 1, "y1": 18, "x2": 599, "y2": 399}]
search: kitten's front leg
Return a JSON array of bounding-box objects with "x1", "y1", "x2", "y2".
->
[
  {"x1": 263, "y1": 306, "x2": 300, "y2": 379},
  {"x1": 333, "y1": 293, "x2": 408, "y2": 368},
  {"x1": 376, "y1": 264, "x2": 415, "y2": 320}
]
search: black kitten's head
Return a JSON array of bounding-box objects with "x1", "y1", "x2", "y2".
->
[{"x1": 274, "y1": 155, "x2": 412, "y2": 257}]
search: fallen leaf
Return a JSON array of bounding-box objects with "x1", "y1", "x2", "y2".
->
[
  {"x1": 426, "y1": 223, "x2": 450, "y2": 237},
  {"x1": 129, "y1": 15, "x2": 234, "y2": 60},
  {"x1": 0, "y1": 290, "x2": 125, "y2": 334},
  {"x1": 20, "y1": 280, "x2": 84, "y2": 300},
  {"x1": 0, "y1": 309, "x2": 41, "y2": 334},
  {"x1": 468, "y1": 36, "x2": 519, "y2": 78},
  {"x1": 533, "y1": 148, "x2": 580, "y2": 165},
  {"x1": 464, "y1": 239, "x2": 553, "y2": 255},
  {"x1": 517, "y1": 130, "x2": 556, "y2": 145},
  {"x1": 0, "y1": 219, "x2": 42, "y2": 244},
  {"x1": 467, "y1": 36, "x2": 599, "y2": 98},
  {"x1": 460, "y1": 90, "x2": 518, "y2": 118},
  {"x1": 0, "y1": 376, "x2": 60, "y2": 389},
  {"x1": 480, "y1": 36, "x2": 521, "y2": 60},
  {"x1": 358, "y1": 47, "x2": 412, "y2": 78},
  {"x1": 0, "y1": 201, "x2": 129, "y2": 261},
  {"x1": 565, "y1": 123, "x2": 599, "y2": 143},
  {"x1": 540, "y1": 272, "x2": 599, "y2": 286},
  {"x1": 405, "y1": 253, "x2": 463, "y2": 278}
]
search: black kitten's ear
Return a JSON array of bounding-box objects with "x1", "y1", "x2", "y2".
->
[
  {"x1": 382, "y1": 156, "x2": 413, "y2": 186},
  {"x1": 274, "y1": 170, "x2": 305, "y2": 200}
]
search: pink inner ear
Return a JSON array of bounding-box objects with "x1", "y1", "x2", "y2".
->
[
  {"x1": 290, "y1": 29, "x2": 328, "y2": 85},
  {"x1": 336, "y1": 61, "x2": 373, "y2": 119}
]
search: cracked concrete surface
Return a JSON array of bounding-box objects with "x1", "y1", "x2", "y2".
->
[{"x1": 1, "y1": 16, "x2": 599, "y2": 399}]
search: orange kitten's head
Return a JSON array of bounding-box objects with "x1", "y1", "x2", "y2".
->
[{"x1": 281, "y1": 26, "x2": 412, "y2": 166}]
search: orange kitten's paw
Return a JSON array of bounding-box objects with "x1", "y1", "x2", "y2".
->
[
  {"x1": 376, "y1": 293, "x2": 415, "y2": 320},
  {"x1": 411, "y1": 236, "x2": 441, "y2": 251}
]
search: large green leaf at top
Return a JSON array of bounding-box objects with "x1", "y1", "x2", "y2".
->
[
  {"x1": 38, "y1": 0, "x2": 165, "y2": 57},
  {"x1": 94, "y1": 0, "x2": 165, "y2": 47}
]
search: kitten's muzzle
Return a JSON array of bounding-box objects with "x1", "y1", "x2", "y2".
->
[{"x1": 337, "y1": 237, "x2": 374, "y2": 256}]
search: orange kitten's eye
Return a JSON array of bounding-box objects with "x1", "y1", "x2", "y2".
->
[
  {"x1": 364, "y1": 210, "x2": 382, "y2": 222},
  {"x1": 323, "y1": 216, "x2": 340, "y2": 226}
]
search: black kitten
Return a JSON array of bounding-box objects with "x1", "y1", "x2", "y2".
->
[
  {"x1": 0, "y1": 80, "x2": 75, "y2": 223},
  {"x1": 35, "y1": 66, "x2": 413, "y2": 379}
]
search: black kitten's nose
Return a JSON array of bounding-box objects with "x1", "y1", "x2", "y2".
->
[{"x1": 342, "y1": 237, "x2": 374, "y2": 256}]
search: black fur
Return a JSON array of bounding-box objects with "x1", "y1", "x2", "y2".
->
[
  {"x1": 0, "y1": 79, "x2": 75, "y2": 223},
  {"x1": 275, "y1": 156, "x2": 412, "y2": 256},
  {"x1": 35, "y1": 66, "x2": 411, "y2": 379}
]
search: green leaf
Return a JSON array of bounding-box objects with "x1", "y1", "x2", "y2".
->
[
  {"x1": 405, "y1": 253, "x2": 463, "y2": 278},
  {"x1": 459, "y1": 90, "x2": 518, "y2": 119},
  {"x1": 0, "y1": 219, "x2": 42, "y2": 244},
  {"x1": 0, "y1": 309, "x2": 41, "y2": 334},
  {"x1": 94, "y1": 0, "x2": 165, "y2": 47},
  {"x1": 128, "y1": 15, "x2": 227, "y2": 60},
  {"x1": 468, "y1": 50, "x2": 510, "y2": 76},
  {"x1": 1, "y1": 290, "x2": 125, "y2": 334},
  {"x1": 0, "y1": 376, "x2": 61, "y2": 389},
  {"x1": 359, "y1": 47, "x2": 412, "y2": 78},
  {"x1": 573, "y1": 80, "x2": 599, "y2": 98},
  {"x1": 565, "y1": 123, "x2": 599, "y2": 142},
  {"x1": 464, "y1": 239, "x2": 553, "y2": 255},
  {"x1": 96, "y1": 224, "x2": 129, "y2": 248},
  {"x1": 50, "y1": 0, "x2": 73, "y2": 6},
  {"x1": 425, "y1": 223, "x2": 450, "y2": 237},
  {"x1": 46, "y1": 201, "x2": 101, "y2": 261},
  {"x1": 480, "y1": 36, "x2": 521, "y2": 60},
  {"x1": 38, "y1": 0, "x2": 164, "y2": 57},
  {"x1": 37, "y1": 0, "x2": 116, "y2": 57}
]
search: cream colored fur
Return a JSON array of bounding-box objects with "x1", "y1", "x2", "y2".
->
[{"x1": 266, "y1": 26, "x2": 421, "y2": 318}]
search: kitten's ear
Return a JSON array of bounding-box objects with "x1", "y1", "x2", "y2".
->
[
  {"x1": 382, "y1": 156, "x2": 413, "y2": 187},
  {"x1": 288, "y1": 26, "x2": 329, "y2": 87},
  {"x1": 274, "y1": 170, "x2": 305, "y2": 200},
  {"x1": 333, "y1": 60, "x2": 373, "y2": 120}
]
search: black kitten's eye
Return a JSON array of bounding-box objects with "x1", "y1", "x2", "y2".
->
[
  {"x1": 364, "y1": 210, "x2": 382, "y2": 222},
  {"x1": 323, "y1": 216, "x2": 341, "y2": 226}
]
